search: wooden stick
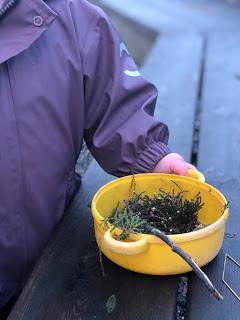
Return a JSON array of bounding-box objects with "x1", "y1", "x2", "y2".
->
[{"x1": 145, "y1": 224, "x2": 223, "y2": 301}]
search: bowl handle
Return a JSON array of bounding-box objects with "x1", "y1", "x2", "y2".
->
[
  {"x1": 103, "y1": 229, "x2": 149, "y2": 255},
  {"x1": 187, "y1": 169, "x2": 205, "y2": 183}
]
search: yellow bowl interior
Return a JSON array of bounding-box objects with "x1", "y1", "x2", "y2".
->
[{"x1": 93, "y1": 173, "x2": 227, "y2": 232}]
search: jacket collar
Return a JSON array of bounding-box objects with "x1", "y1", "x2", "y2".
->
[{"x1": 0, "y1": 0, "x2": 58, "y2": 64}]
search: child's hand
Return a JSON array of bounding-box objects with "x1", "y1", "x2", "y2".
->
[{"x1": 152, "y1": 153, "x2": 197, "y2": 176}]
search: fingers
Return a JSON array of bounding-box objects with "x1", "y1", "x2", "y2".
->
[
  {"x1": 152, "y1": 153, "x2": 199, "y2": 176},
  {"x1": 187, "y1": 163, "x2": 198, "y2": 171},
  {"x1": 170, "y1": 158, "x2": 188, "y2": 176}
]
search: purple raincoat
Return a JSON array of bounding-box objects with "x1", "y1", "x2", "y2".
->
[{"x1": 0, "y1": 0, "x2": 170, "y2": 306}]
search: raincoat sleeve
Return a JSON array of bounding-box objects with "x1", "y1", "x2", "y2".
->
[{"x1": 82, "y1": 6, "x2": 171, "y2": 177}]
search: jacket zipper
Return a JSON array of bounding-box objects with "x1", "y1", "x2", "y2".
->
[{"x1": 0, "y1": 0, "x2": 16, "y2": 19}]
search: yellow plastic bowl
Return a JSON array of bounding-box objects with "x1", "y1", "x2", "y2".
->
[{"x1": 91, "y1": 170, "x2": 229, "y2": 275}]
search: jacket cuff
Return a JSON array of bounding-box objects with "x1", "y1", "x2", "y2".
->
[{"x1": 133, "y1": 141, "x2": 171, "y2": 173}]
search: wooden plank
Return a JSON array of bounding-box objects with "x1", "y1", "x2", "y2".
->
[
  {"x1": 186, "y1": 33, "x2": 240, "y2": 319},
  {"x1": 9, "y1": 161, "x2": 178, "y2": 320},
  {"x1": 101, "y1": 0, "x2": 240, "y2": 31},
  {"x1": 186, "y1": 181, "x2": 240, "y2": 319},
  {"x1": 197, "y1": 32, "x2": 240, "y2": 181},
  {"x1": 142, "y1": 33, "x2": 203, "y2": 161}
]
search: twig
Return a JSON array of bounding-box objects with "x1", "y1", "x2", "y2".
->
[
  {"x1": 145, "y1": 224, "x2": 223, "y2": 301},
  {"x1": 129, "y1": 169, "x2": 136, "y2": 198},
  {"x1": 98, "y1": 249, "x2": 105, "y2": 278}
]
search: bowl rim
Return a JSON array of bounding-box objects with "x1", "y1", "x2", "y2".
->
[{"x1": 92, "y1": 173, "x2": 229, "y2": 244}]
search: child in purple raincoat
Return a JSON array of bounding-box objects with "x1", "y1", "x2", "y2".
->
[{"x1": 0, "y1": 0, "x2": 196, "y2": 315}]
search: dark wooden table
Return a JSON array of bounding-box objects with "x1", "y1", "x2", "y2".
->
[{"x1": 8, "y1": 31, "x2": 240, "y2": 320}]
